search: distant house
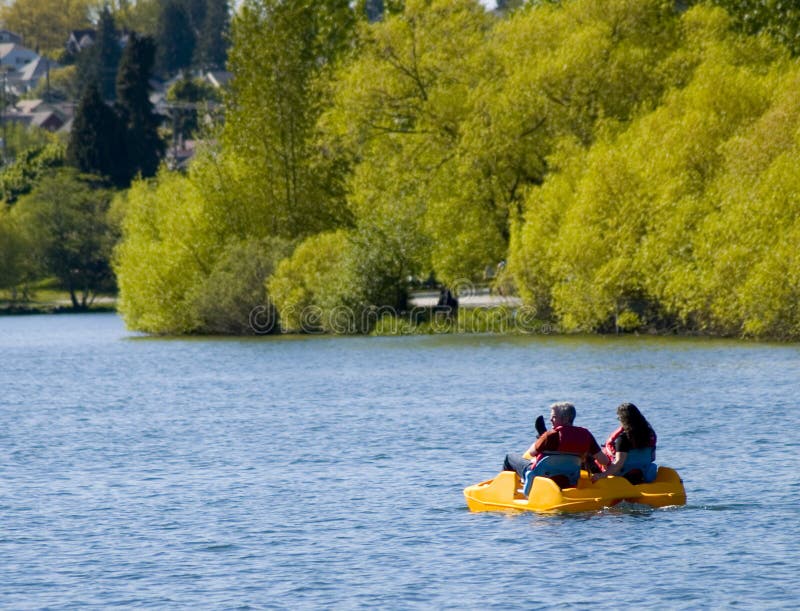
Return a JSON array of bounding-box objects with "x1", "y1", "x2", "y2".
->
[
  {"x1": 66, "y1": 30, "x2": 96, "y2": 56},
  {"x1": 204, "y1": 70, "x2": 232, "y2": 89},
  {"x1": 4, "y1": 99, "x2": 71, "y2": 132},
  {"x1": 16, "y1": 56, "x2": 59, "y2": 93},
  {"x1": 0, "y1": 30, "x2": 23, "y2": 45},
  {"x1": 0, "y1": 43, "x2": 38, "y2": 71}
]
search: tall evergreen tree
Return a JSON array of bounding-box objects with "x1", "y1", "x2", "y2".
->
[
  {"x1": 116, "y1": 34, "x2": 165, "y2": 182},
  {"x1": 183, "y1": 0, "x2": 208, "y2": 35},
  {"x1": 194, "y1": 0, "x2": 230, "y2": 70},
  {"x1": 76, "y1": 7, "x2": 122, "y2": 101},
  {"x1": 66, "y1": 82, "x2": 126, "y2": 185},
  {"x1": 156, "y1": 0, "x2": 196, "y2": 75}
]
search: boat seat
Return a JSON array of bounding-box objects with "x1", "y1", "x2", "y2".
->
[
  {"x1": 620, "y1": 447, "x2": 657, "y2": 484},
  {"x1": 523, "y1": 453, "x2": 582, "y2": 495}
]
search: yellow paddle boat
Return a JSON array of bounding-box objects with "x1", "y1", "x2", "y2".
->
[{"x1": 464, "y1": 465, "x2": 686, "y2": 513}]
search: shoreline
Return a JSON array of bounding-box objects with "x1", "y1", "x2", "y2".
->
[{"x1": 2, "y1": 296, "x2": 796, "y2": 343}]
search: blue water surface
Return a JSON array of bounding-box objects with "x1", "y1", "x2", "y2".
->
[{"x1": 1, "y1": 313, "x2": 799, "y2": 609}]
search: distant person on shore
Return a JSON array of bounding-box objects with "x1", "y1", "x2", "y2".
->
[
  {"x1": 495, "y1": 260, "x2": 506, "y2": 296},
  {"x1": 593, "y1": 402, "x2": 657, "y2": 484},
  {"x1": 503, "y1": 402, "x2": 609, "y2": 483},
  {"x1": 435, "y1": 286, "x2": 458, "y2": 318}
]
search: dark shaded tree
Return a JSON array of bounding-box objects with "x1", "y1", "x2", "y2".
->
[
  {"x1": 76, "y1": 7, "x2": 122, "y2": 100},
  {"x1": 194, "y1": 0, "x2": 230, "y2": 69},
  {"x1": 66, "y1": 82, "x2": 127, "y2": 185},
  {"x1": 710, "y1": 0, "x2": 800, "y2": 55},
  {"x1": 14, "y1": 168, "x2": 115, "y2": 309},
  {"x1": 156, "y1": 0, "x2": 196, "y2": 74},
  {"x1": 116, "y1": 34, "x2": 165, "y2": 181},
  {"x1": 184, "y1": 0, "x2": 208, "y2": 35}
]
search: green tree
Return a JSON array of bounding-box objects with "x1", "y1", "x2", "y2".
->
[
  {"x1": 708, "y1": 0, "x2": 800, "y2": 55},
  {"x1": 223, "y1": 0, "x2": 356, "y2": 239},
  {"x1": 107, "y1": 0, "x2": 161, "y2": 36},
  {"x1": 192, "y1": 236, "x2": 292, "y2": 334},
  {"x1": 322, "y1": 0, "x2": 498, "y2": 287},
  {"x1": 76, "y1": 6, "x2": 122, "y2": 100},
  {"x1": 0, "y1": 0, "x2": 93, "y2": 55},
  {"x1": 116, "y1": 34, "x2": 165, "y2": 183},
  {"x1": 193, "y1": 0, "x2": 230, "y2": 69},
  {"x1": 66, "y1": 82, "x2": 126, "y2": 185},
  {"x1": 0, "y1": 205, "x2": 34, "y2": 296},
  {"x1": 156, "y1": 0, "x2": 196, "y2": 75},
  {"x1": 0, "y1": 141, "x2": 65, "y2": 204},
  {"x1": 13, "y1": 169, "x2": 115, "y2": 309}
]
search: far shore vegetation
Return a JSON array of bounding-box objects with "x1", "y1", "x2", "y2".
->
[{"x1": 2, "y1": 0, "x2": 800, "y2": 340}]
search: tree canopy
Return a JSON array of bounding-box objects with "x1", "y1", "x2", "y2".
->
[
  {"x1": 0, "y1": 0, "x2": 92, "y2": 55},
  {"x1": 113, "y1": 0, "x2": 800, "y2": 339}
]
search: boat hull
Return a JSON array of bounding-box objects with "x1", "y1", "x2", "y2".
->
[{"x1": 464, "y1": 466, "x2": 686, "y2": 513}]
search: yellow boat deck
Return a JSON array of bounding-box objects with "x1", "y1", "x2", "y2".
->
[{"x1": 464, "y1": 466, "x2": 686, "y2": 513}]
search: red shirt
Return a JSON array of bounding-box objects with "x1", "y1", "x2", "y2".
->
[{"x1": 534, "y1": 424, "x2": 601, "y2": 457}]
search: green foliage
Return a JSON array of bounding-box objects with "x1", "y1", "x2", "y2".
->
[
  {"x1": 323, "y1": 0, "x2": 497, "y2": 287},
  {"x1": 0, "y1": 0, "x2": 92, "y2": 55},
  {"x1": 223, "y1": 0, "x2": 355, "y2": 239},
  {"x1": 267, "y1": 230, "x2": 354, "y2": 333},
  {"x1": 114, "y1": 0, "x2": 800, "y2": 339},
  {"x1": 0, "y1": 141, "x2": 66, "y2": 204},
  {"x1": 510, "y1": 3, "x2": 800, "y2": 338},
  {"x1": 156, "y1": 0, "x2": 196, "y2": 75},
  {"x1": 194, "y1": 0, "x2": 230, "y2": 70},
  {"x1": 709, "y1": 0, "x2": 800, "y2": 56},
  {"x1": 0, "y1": 205, "x2": 34, "y2": 291},
  {"x1": 114, "y1": 170, "x2": 210, "y2": 333},
  {"x1": 12, "y1": 168, "x2": 115, "y2": 308},
  {"x1": 107, "y1": 0, "x2": 161, "y2": 37},
  {"x1": 115, "y1": 150, "x2": 293, "y2": 334},
  {"x1": 116, "y1": 33, "x2": 165, "y2": 182},
  {"x1": 67, "y1": 82, "x2": 127, "y2": 185},
  {"x1": 76, "y1": 6, "x2": 122, "y2": 101},
  {"x1": 192, "y1": 236, "x2": 292, "y2": 334}
]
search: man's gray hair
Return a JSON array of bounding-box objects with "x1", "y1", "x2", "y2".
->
[{"x1": 550, "y1": 401, "x2": 576, "y2": 424}]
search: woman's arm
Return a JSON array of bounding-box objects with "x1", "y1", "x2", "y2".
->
[{"x1": 593, "y1": 451, "x2": 626, "y2": 480}]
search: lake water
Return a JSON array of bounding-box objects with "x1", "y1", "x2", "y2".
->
[{"x1": 1, "y1": 313, "x2": 799, "y2": 609}]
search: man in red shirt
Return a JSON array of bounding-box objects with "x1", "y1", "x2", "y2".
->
[{"x1": 502, "y1": 402, "x2": 609, "y2": 480}]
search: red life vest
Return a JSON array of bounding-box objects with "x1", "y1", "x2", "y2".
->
[
  {"x1": 603, "y1": 426, "x2": 657, "y2": 460},
  {"x1": 553, "y1": 424, "x2": 596, "y2": 455}
]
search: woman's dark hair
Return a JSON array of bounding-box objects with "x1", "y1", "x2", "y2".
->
[{"x1": 617, "y1": 402, "x2": 652, "y2": 448}]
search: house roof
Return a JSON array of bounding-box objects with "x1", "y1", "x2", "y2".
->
[
  {"x1": 18, "y1": 57, "x2": 58, "y2": 82},
  {"x1": 0, "y1": 30, "x2": 23, "y2": 44},
  {"x1": 14, "y1": 99, "x2": 49, "y2": 113},
  {"x1": 205, "y1": 71, "x2": 232, "y2": 88},
  {"x1": 0, "y1": 42, "x2": 36, "y2": 58}
]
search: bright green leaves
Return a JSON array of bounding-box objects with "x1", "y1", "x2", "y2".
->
[
  {"x1": 509, "y1": 3, "x2": 800, "y2": 338},
  {"x1": 113, "y1": 0, "x2": 800, "y2": 338}
]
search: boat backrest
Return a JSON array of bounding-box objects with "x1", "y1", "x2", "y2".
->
[
  {"x1": 523, "y1": 453, "x2": 582, "y2": 495},
  {"x1": 621, "y1": 447, "x2": 657, "y2": 483}
]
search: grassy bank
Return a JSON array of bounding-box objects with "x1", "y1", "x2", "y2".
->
[{"x1": 0, "y1": 288, "x2": 117, "y2": 315}]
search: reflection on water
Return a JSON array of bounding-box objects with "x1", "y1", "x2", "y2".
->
[{"x1": 1, "y1": 313, "x2": 799, "y2": 607}]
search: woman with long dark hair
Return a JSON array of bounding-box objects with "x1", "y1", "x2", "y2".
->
[{"x1": 594, "y1": 402, "x2": 657, "y2": 484}]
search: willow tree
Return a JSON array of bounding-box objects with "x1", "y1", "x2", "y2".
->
[
  {"x1": 509, "y1": 4, "x2": 797, "y2": 337},
  {"x1": 223, "y1": 0, "x2": 356, "y2": 239},
  {"x1": 320, "y1": 0, "x2": 496, "y2": 288},
  {"x1": 115, "y1": 0, "x2": 357, "y2": 334}
]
